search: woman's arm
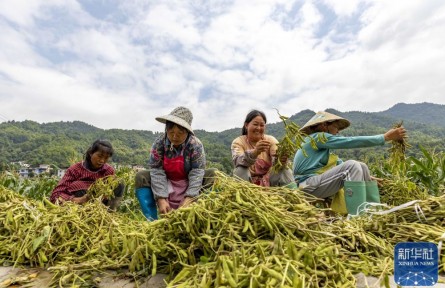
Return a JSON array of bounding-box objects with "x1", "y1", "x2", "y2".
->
[
  {"x1": 231, "y1": 137, "x2": 257, "y2": 167},
  {"x1": 316, "y1": 133, "x2": 385, "y2": 150},
  {"x1": 49, "y1": 166, "x2": 78, "y2": 203},
  {"x1": 148, "y1": 137, "x2": 169, "y2": 199},
  {"x1": 185, "y1": 137, "x2": 206, "y2": 197}
]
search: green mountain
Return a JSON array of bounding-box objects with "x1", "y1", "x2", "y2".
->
[
  {"x1": 1, "y1": 102, "x2": 444, "y2": 174},
  {"x1": 378, "y1": 102, "x2": 445, "y2": 127}
]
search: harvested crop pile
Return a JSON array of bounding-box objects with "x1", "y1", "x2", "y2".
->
[{"x1": 1, "y1": 172, "x2": 444, "y2": 287}]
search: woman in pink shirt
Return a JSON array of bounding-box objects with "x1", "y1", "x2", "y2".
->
[{"x1": 231, "y1": 110, "x2": 297, "y2": 188}]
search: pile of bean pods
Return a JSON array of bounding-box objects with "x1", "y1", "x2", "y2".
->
[
  {"x1": 1, "y1": 171, "x2": 444, "y2": 287},
  {"x1": 379, "y1": 177, "x2": 430, "y2": 206},
  {"x1": 87, "y1": 175, "x2": 121, "y2": 198}
]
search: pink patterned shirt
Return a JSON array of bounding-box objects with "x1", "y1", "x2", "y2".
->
[{"x1": 49, "y1": 161, "x2": 114, "y2": 203}]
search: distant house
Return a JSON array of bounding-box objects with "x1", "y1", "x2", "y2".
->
[
  {"x1": 18, "y1": 166, "x2": 32, "y2": 178},
  {"x1": 57, "y1": 168, "x2": 66, "y2": 178},
  {"x1": 17, "y1": 164, "x2": 52, "y2": 178},
  {"x1": 12, "y1": 161, "x2": 30, "y2": 168},
  {"x1": 34, "y1": 164, "x2": 51, "y2": 174}
]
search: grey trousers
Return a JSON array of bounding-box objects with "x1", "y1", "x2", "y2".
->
[
  {"x1": 233, "y1": 166, "x2": 296, "y2": 187},
  {"x1": 135, "y1": 168, "x2": 217, "y2": 191},
  {"x1": 299, "y1": 160, "x2": 371, "y2": 199}
]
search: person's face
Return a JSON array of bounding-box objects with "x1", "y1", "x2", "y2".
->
[
  {"x1": 245, "y1": 115, "x2": 266, "y2": 142},
  {"x1": 326, "y1": 121, "x2": 340, "y2": 135},
  {"x1": 167, "y1": 125, "x2": 188, "y2": 146},
  {"x1": 90, "y1": 150, "x2": 110, "y2": 170}
]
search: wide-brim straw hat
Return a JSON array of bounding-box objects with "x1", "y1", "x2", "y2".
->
[
  {"x1": 300, "y1": 111, "x2": 350, "y2": 135},
  {"x1": 155, "y1": 106, "x2": 194, "y2": 134}
]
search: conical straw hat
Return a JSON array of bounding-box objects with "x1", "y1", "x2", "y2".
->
[
  {"x1": 300, "y1": 111, "x2": 350, "y2": 134},
  {"x1": 156, "y1": 106, "x2": 194, "y2": 134}
]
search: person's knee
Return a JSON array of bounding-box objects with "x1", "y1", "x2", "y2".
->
[
  {"x1": 358, "y1": 161, "x2": 370, "y2": 172},
  {"x1": 205, "y1": 167, "x2": 218, "y2": 178},
  {"x1": 202, "y1": 168, "x2": 218, "y2": 190},
  {"x1": 344, "y1": 160, "x2": 362, "y2": 172},
  {"x1": 358, "y1": 161, "x2": 371, "y2": 180},
  {"x1": 135, "y1": 170, "x2": 151, "y2": 189},
  {"x1": 270, "y1": 168, "x2": 294, "y2": 187},
  {"x1": 233, "y1": 166, "x2": 250, "y2": 181},
  {"x1": 114, "y1": 182, "x2": 125, "y2": 197},
  {"x1": 344, "y1": 160, "x2": 369, "y2": 180}
]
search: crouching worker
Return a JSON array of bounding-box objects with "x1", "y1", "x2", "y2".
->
[
  {"x1": 135, "y1": 106, "x2": 216, "y2": 221},
  {"x1": 293, "y1": 111, "x2": 406, "y2": 215},
  {"x1": 50, "y1": 139, "x2": 124, "y2": 210}
]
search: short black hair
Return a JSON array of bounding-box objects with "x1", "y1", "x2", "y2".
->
[
  {"x1": 241, "y1": 110, "x2": 267, "y2": 135},
  {"x1": 85, "y1": 139, "x2": 114, "y2": 164}
]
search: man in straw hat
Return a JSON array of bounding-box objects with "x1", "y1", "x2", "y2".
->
[
  {"x1": 134, "y1": 106, "x2": 216, "y2": 220},
  {"x1": 292, "y1": 111, "x2": 406, "y2": 215}
]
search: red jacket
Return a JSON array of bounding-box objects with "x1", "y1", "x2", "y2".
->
[{"x1": 50, "y1": 162, "x2": 114, "y2": 203}]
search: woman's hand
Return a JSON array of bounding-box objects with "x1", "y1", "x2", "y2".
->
[
  {"x1": 278, "y1": 154, "x2": 288, "y2": 164},
  {"x1": 180, "y1": 196, "x2": 194, "y2": 208},
  {"x1": 254, "y1": 140, "x2": 271, "y2": 156},
  {"x1": 384, "y1": 127, "x2": 406, "y2": 141},
  {"x1": 370, "y1": 176, "x2": 384, "y2": 187},
  {"x1": 157, "y1": 198, "x2": 172, "y2": 214},
  {"x1": 71, "y1": 194, "x2": 90, "y2": 204}
]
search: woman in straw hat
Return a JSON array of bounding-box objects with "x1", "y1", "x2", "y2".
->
[
  {"x1": 231, "y1": 109, "x2": 297, "y2": 187},
  {"x1": 134, "y1": 106, "x2": 216, "y2": 220},
  {"x1": 292, "y1": 111, "x2": 406, "y2": 204}
]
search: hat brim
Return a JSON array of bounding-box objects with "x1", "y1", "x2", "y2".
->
[
  {"x1": 156, "y1": 115, "x2": 194, "y2": 134},
  {"x1": 299, "y1": 112, "x2": 350, "y2": 135}
]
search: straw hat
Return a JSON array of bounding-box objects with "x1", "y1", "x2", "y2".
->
[
  {"x1": 156, "y1": 106, "x2": 194, "y2": 134},
  {"x1": 300, "y1": 111, "x2": 350, "y2": 134}
]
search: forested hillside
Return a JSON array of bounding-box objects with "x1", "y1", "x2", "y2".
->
[
  {"x1": 378, "y1": 102, "x2": 445, "y2": 127},
  {"x1": 1, "y1": 102, "x2": 445, "y2": 174}
]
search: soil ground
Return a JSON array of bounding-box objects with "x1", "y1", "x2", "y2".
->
[{"x1": 1, "y1": 266, "x2": 444, "y2": 287}]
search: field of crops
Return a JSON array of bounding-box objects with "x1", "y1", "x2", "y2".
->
[{"x1": 0, "y1": 145, "x2": 444, "y2": 287}]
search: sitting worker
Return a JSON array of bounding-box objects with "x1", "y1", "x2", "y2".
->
[
  {"x1": 231, "y1": 109, "x2": 296, "y2": 187},
  {"x1": 50, "y1": 139, "x2": 124, "y2": 210},
  {"x1": 135, "y1": 106, "x2": 216, "y2": 220},
  {"x1": 293, "y1": 111, "x2": 406, "y2": 215}
]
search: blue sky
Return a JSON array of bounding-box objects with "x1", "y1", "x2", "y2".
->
[{"x1": 1, "y1": 0, "x2": 444, "y2": 132}]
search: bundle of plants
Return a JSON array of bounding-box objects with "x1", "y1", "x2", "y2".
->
[{"x1": 374, "y1": 121, "x2": 431, "y2": 206}]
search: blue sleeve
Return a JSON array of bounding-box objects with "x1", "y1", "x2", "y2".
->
[{"x1": 315, "y1": 133, "x2": 385, "y2": 150}]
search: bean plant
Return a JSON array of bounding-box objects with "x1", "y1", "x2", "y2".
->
[{"x1": 406, "y1": 146, "x2": 445, "y2": 196}]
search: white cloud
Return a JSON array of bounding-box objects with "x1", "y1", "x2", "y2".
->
[
  {"x1": 322, "y1": 0, "x2": 363, "y2": 17},
  {"x1": 1, "y1": 0, "x2": 445, "y2": 132}
]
